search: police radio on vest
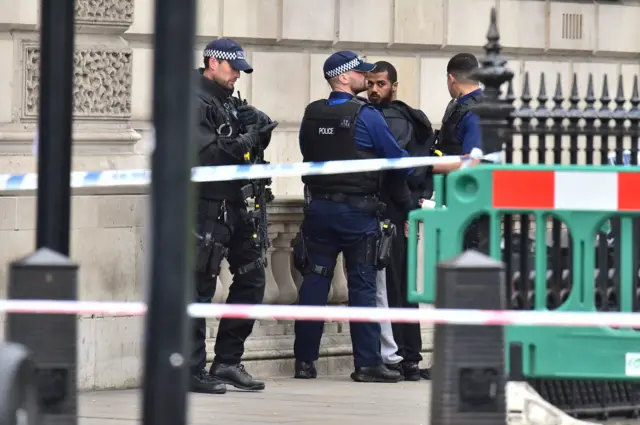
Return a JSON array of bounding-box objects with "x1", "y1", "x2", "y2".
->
[{"x1": 319, "y1": 127, "x2": 334, "y2": 135}]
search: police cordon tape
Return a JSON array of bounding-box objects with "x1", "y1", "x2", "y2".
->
[
  {"x1": 0, "y1": 150, "x2": 502, "y2": 191},
  {"x1": 1, "y1": 299, "x2": 640, "y2": 328}
]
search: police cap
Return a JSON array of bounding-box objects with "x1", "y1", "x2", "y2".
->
[
  {"x1": 203, "y1": 38, "x2": 253, "y2": 74},
  {"x1": 323, "y1": 51, "x2": 376, "y2": 80}
]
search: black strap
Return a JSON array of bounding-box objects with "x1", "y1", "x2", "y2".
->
[
  {"x1": 447, "y1": 94, "x2": 481, "y2": 131},
  {"x1": 237, "y1": 258, "x2": 264, "y2": 275},
  {"x1": 310, "y1": 264, "x2": 333, "y2": 278}
]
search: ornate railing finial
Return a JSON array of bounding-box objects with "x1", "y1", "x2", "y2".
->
[
  {"x1": 471, "y1": 7, "x2": 514, "y2": 100},
  {"x1": 469, "y1": 7, "x2": 515, "y2": 155}
]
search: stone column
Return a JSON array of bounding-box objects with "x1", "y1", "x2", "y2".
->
[
  {"x1": 0, "y1": 0, "x2": 141, "y2": 173},
  {"x1": 270, "y1": 228, "x2": 300, "y2": 305}
]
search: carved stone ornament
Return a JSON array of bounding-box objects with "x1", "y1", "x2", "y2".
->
[
  {"x1": 75, "y1": 0, "x2": 134, "y2": 25},
  {"x1": 23, "y1": 46, "x2": 132, "y2": 119}
]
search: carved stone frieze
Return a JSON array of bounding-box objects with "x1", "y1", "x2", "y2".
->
[
  {"x1": 22, "y1": 46, "x2": 132, "y2": 119},
  {"x1": 75, "y1": 0, "x2": 134, "y2": 26}
]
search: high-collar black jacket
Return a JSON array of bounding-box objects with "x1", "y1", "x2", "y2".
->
[{"x1": 376, "y1": 100, "x2": 436, "y2": 222}]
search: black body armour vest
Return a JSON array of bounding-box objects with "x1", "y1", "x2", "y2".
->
[
  {"x1": 438, "y1": 94, "x2": 481, "y2": 155},
  {"x1": 196, "y1": 88, "x2": 246, "y2": 202},
  {"x1": 300, "y1": 97, "x2": 379, "y2": 196}
]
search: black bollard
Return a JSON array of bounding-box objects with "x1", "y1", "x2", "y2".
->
[
  {"x1": 0, "y1": 342, "x2": 39, "y2": 425},
  {"x1": 6, "y1": 249, "x2": 78, "y2": 425},
  {"x1": 142, "y1": 0, "x2": 197, "y2": 424},
  {"x1": 6, "y1": 0, "x2": 78, "y2": 423},
  {"x1": 430, "y1": 250, "x2": 507, "y2": 425}
]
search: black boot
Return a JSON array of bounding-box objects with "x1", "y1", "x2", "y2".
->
[
  {"x1": 350, "y1": 364, "x2": 402, "y2": 383},
  {"x1": 190, "y1": 369, "x2": 226, "y2": 394},
  {"x1": 401, "y1": 362, "x2": 421, "y2": 381},
  {"x1": 419, "y1": 367, "x2": 431, "y2": 380},
  {"x1": 294, "y1": 360, "x2": 317, "y2": 379},
  {"x1": 210, "y1": 363, "x2": 265, "y2": 391},
  {"x1": 384, "y1": 363, "x2": 405, "y2": 381}
]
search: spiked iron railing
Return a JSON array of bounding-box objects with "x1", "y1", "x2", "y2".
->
[{"x1": 457, "y1": 6, "x2": 640, "y2": 420}]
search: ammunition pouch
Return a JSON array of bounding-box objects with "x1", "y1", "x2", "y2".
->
[
  {"x1": 291, "y1": 231, "x2": 334, "y2": 278},
  {"x1": 375, "y1": 219, "x2": 396, "y2": 270},
  {"x1": 291, "y1": 232, "x2": 307, "y2": 273}
]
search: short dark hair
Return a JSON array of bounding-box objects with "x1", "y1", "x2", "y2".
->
[
  {"x1": 372, "y1": 61, "x2": 398, "y2": 83},
  {"x1": 446, "y1": 53, "x2": 479, "y2": 81},
  {"x1": 203, "y1": 56, "x2": 222, "y2": 69}
]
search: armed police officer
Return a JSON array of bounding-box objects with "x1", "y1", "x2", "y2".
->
[
  {"x1": 191, "y1": 38, "x2": 278, "y2": 395},
  {"x1": 430, "y1": 53, "x2": 488, "y2": 255},
  {"x1": 292, "y1": 51, "x2": 413, "y2": 383},
  {"x1": 366, "y1": 61, "x2": 476, "y2": 381},
  {"x1": 435, "y1": 53, "x2": 482, "y2": 156}
]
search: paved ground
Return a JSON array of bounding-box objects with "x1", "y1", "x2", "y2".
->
[
  {"x1": 79, "y1": 377, "x2": 432, "y2": 425},
  {"x1": 79, "y1": 378, "x2": 640, "y2": 425}
]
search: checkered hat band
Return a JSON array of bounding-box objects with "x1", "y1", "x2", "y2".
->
[
  {"x1": 204, "y1": 49, "x2": 238, "y2": 60},
  {"x1": 325, "y1": 58, "x2": 361, "y2": 78}
]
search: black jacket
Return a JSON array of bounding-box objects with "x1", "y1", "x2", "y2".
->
[
  {"x1": 377, "y1": 100, "x2": 436, "y2": 221},
  {"x1": 193, "y1": 68, "x2": 272, "y2": 202}
]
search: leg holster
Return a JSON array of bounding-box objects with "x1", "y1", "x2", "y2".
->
[
  {"x1": 291, "y1": 231, "x2": 334, "y2": 279},
  {"x1": 345, "y1": 233, "x2": 379, "y2": 269},
  {"x1": 195, "y1": 221, "x2": 229, "y2": 278}
]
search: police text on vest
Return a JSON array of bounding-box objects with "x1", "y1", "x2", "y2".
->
[{"x1": 319, "y1": 127, "x2": 334, "y2": 135}]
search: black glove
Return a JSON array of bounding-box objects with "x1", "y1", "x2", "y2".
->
[
  {"x1": 257, "y1": 120, "x2": 279, "y2": 135},
  {"x1": 237, "y1": 105, "x2": 268, "y2": 127},
  {"x1": 236, "y1": 131, "x2": 261, "y2": 154}
]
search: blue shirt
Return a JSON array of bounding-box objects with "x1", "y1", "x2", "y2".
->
[
  {"x1": 299, "y1": 92, "x2": 412, "y2": 176},
  {"x1": 456, "y1": 88, "x2": 482, "y2": 154}
]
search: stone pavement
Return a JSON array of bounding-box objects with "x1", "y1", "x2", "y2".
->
[
  {"x1": 79, "y1": 377, "x2": 432, "y2": 425},
  {"x1": 78, "y1": 377, "x2": 640, "y2": 425}
]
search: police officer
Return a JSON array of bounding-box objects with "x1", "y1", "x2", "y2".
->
[
  {"x1": 436, "y1": 53, "x2": 483, "y2": 155},
  {"x1": 191, "y1": 38, "x2": 278, "y2": 394},
  {"x1": 292, "y1": 51, "x2": 412, "y2": 383},
  {"x1": 366, "y1": 61, "x2": 474, "y2": 381},
  {"x1": 431, "y1": 53, "x2": 488, "y2": 255}
]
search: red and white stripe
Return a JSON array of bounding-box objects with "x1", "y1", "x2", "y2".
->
[
  {"x1": 492, "y1": 169, "x2": 640, "y2": 211},
  {"x1": 2, "y1": 299, "x2": 640, "y2": 329}
]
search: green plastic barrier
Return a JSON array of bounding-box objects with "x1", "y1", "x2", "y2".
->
[{"x1": 407, "y1": 164, "x2": 640, "y2": 380}]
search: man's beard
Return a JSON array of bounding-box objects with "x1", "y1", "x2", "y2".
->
[{"x1": 370, "y1": 93, "x2": 392, "y2": 105}]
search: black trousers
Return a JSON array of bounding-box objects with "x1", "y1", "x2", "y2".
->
[
  {"x1": 385, "y1": 215, "x2": 423, "y2": 363},
  {"x1": 191, "y1": 200, "x2": 266, "y2": 374}
]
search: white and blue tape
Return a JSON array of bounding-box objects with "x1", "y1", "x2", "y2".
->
[{"x1": 0, "y1": 150, "x2": 502, "y2": 192}]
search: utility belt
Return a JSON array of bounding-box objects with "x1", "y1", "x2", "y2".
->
[
  {"x1": 308, "y1": 191, "x2": 386, "y2": 216},
  {"x1": 291, "y1": 218, "x2": 396, "y2": 277}
]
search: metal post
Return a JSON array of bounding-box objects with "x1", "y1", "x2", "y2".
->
[
  {"x1": 430, "y1": 251, "x2": 507, "y2": 425},
  {"x1": 5, "y1": 2, "x2": 79, "y2": 424},
  {"x1": 470, "y1": 7, "x2": 514, "y2": 155},
  {"x1": 35, "y1": 0, "x2": 75, "y2": 255},
  {"x1": 466, "y1": 7, "x2": 515, "y2": 279},
  {"x1": 142, "y1": 0, "x2": 196, "y2": 424}
]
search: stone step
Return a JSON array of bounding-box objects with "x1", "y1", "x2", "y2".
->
[{"x1": 204, "y1": 319, "x2": 434, "y2": 378}]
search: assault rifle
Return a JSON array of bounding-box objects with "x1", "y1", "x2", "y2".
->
[{"x1": 237, "y1": 92, "x2": 276, "y2": 266}]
